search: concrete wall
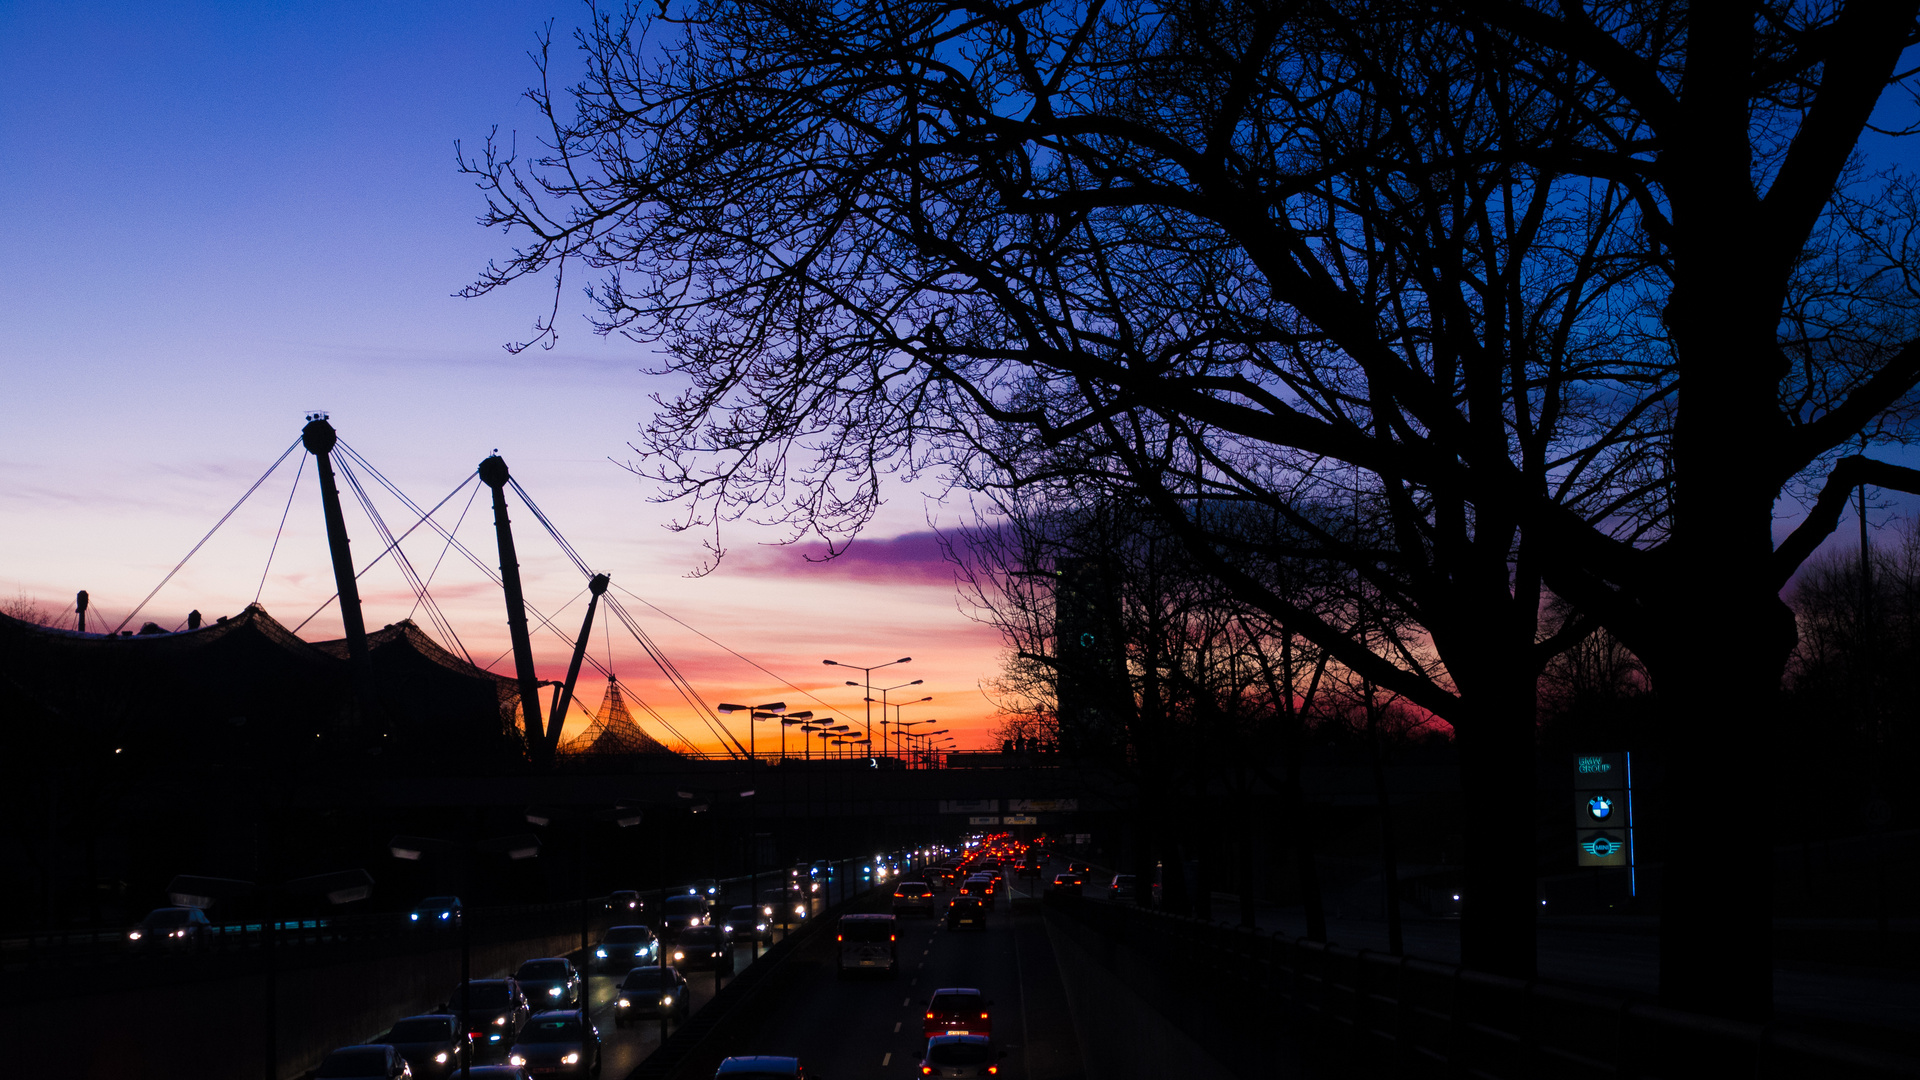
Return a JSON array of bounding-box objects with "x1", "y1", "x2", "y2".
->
[{"x1": 24, "y1": 928, "x2": 582, "y2": 1080}]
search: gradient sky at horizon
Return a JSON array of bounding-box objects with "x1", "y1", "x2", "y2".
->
[
  {"x1": 4, "y1": 3, "x2": 1918, "y2": 756},
  {"x1": 0, "y1": 0, "x2": 1008, "y2": 754}
]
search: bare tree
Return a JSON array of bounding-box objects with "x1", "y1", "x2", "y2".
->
[{"x1": 464, "y1": 0, "x2": 1920, "y2": 1016}]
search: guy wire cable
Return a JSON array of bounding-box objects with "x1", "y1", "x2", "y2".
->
[
  {"x1": 115, "y1": 436, "x2": 302, "y2": 634},
  {"x1": 256, "y1": 452, "x2": 308, "y2": 604},
  {"x1": 289, "y1": 472, "x2": 481, "y2": 635}
]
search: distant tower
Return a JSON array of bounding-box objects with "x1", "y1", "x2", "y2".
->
[{"x1": 75, "y1": 590, "x2": 88, "y2": 634}]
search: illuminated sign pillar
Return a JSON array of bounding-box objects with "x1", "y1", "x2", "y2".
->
[{"x1": 1573, "y1": 751, "x2": 1635, "y2": 895}]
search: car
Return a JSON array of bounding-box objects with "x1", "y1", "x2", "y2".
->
[
  {"x1": 515, "y1": 957, "x2": 583, "y2": 1007},
  {"x1": 315, "y1": 1044, "x2": 413, "y2": 1079},
  {"x1": 836, "y1": 913, "x2": 897, "y2": 976},
  {"x1": 378, "y1": 1015, "x2": 470, "y2": 1078},
  {"x1": 946, "y1": 896, "x2": 986, "y2": 930},
  {"x1": 127, "y1": 906, "x2": 211, "y2": 947},
  {"x1": 1108, "y1": 874, "x2": 1137, "y2": 902},
  {"x1": 441, "y1": 979, "x2": 531, "y2": 1054},
  {"x1": 923, "y1": 988, "x2": 993, "y2": 1040},
  {"x1": 506, "y1": 1011, "x2": 601, "y2": 1077},
  {"x1": 1050, "y1": 873, "x2": 1082, "y2": 896},
  {"x1": 762, "y1": 887, "x2": 809, "y2": 928},
  {"x1": 409, "y1": 896, "x2": 464, "y2": 927},
  {"x1": 659, "y1": 894, "x2": 710, "y2": 938},
  {"x1": 892, "y1": 882, "x2": 935, "y2": 916},
  {"x1": 606, "y1": 890, "x2": 644, "y2": 915},
  {"x1": 723, "y1": 904, "x2": 770, "y2": 943},
  {"x1": 615, "y1": 965, "x2": 690, "y2": 1025},
  {"x1": 673, "y1": 924, "x2": 736, "y2": 974},
  {"x1": 714, "y1": 1056, "x2": 815, "y2": 1079},
  {"x1": 918, "y1": 1035, "x2": 1005, "y2": 1078},
  {"x1": 691, "y1": 878, "x2": 721, "y2": 899},
  {"x1": 450, "y1": 1069, "x2": 528, "y2": 1080},
  {"x1": 593, "y1": 925, "x2": 659, "y2": 972},
  {"x1": 958, "y1": 875, "x2": 995, "y2": 903}
]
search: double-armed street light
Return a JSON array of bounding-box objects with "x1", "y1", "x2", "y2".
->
[
  {"x1": 874, "y1": 693, "x2": 931, "y2": 759},
  {"x1": 822, "y1": 656, "x2": 910, "y2": 752},
  {"x1": 863, "y1": 681, "x2": 925, "y2": 759}
]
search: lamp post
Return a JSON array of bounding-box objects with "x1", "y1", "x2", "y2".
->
[
  {"x1": 862, "y1": 682, "x2": 924, "y2": 759},
  {"x1": 389, "y1": 833, "x2": 540, "y2": 1078},
  {"x1": 895, "y1": 720, "x2": 937, "y2": 767},
  {"x1": 822, "y1": 657, "x2": 910, "y2": 754},
  {"x1": 774, "y1": 712, "x2": 812, "y2": 760},
  {"x1": 874, "y1": 693, "x2": 930, "y2": 760},
  {"x1": 718, "y1": 702, "x2": 786, "y2": 919}
]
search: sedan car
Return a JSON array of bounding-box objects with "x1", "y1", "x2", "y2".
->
[
  {"x1": 441, "y1": 979, "x2": 531, "y2": 1054},
  {"x1": 1050, "y1": 873, "x2": 1083, "y2": 896},
  {"x1": 506, "y1": 1011, "x2": 600, "y2": 1077},
  {"x1": 923, "y1": 988, "x2": 993, "y2": 1040},
  {"x1": 722, "y1": 904, "x2": 770, "y2": 943},
  {"x1": 918, "y1": 1035, "x2": 1004, "y2": 1078},
  {"x1": 957, "y1": 875, "x2": 996, "y2": 903},
  {"x1": 946, "y1": 896, "x2": 987, "y2": 930},
  {"x1": 892, "y1": 882, "x2": 936, "y2": 916},
  {"x1": 515, "y1": 958, "x2": 583, "y2": 1008},
  {"x1": 659, "y1": 895, "x2": 710, "y2": 938},
  {"x1": 615, "y1": 966, "x2": 690, "y2": 1025},
  {"x1": 606, "y1": 890, "x2": 644, "y2": 915},
  {"x1": 1108, "y1": 874, "x2": 1137, "y2": 902},
  {"x1": 127, "y1": 906, "x2": 212, "y2": 947},
  {"x1": 409, "y1": 896, "x2": 464, "y2": 927},
  {"x1": 673, "y1": 924, "x2": 735, "y2": 974},
  {"x1": 315, "y1": 1044, "x2": 412, "y2": 1079},
  {"x1": 761, "y1": 888, "x2": 809, "y2": 928},
  {"x1": 378, "y1": 1014, "x2": 470, "y2": 1078},
  {"x1": 593, "y1": 925, "x2": 658, "y2": 972}
]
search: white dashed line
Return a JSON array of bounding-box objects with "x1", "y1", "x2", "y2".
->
[
  {"x1": 894, "y1": 1021, "x2": 901, "y2": 1032},
  {"x1": 882, "y1": 1053, "x2": 892, "y2": 1066},
  {"x1": 902, "y1": 997, "x2": 911, "y2": 1006},
  {"x1": 911, "y1": 977, "x2": 918, "y2": 985}
]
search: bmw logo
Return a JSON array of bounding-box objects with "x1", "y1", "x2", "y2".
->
[{"x1": 1587, "y1": 795, "x2": 1614, "y2": 821}]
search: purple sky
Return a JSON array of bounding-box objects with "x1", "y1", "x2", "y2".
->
[
  {"x1": 0, "y1": 0, "x2": 1003, "y2": 753},
  {"x1": 1, "y1": 4, "x2": 1915, "y2": 753}
]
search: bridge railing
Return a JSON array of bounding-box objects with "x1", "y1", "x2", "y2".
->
[{"x1": 1043, "y1": 892, "x2": 1920, "y2": 1079}]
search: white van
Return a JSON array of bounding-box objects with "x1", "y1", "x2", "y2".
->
[{"x1": 836, "y1": 913, "x2": 897, "y2": 977}]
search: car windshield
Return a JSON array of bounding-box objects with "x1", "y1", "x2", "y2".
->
[
  {"x1": 928, "y1": 1042, "x2": 994, "y2": 1066},
  {"x1": 1114, "y1": 876, "x2": 1135, "y2": 884},
  {"x1": 840, "y1": 919, "x2": 892, "y2": 942},
  {"x1": 520, "y1": 1018, "x2": 583, "y2": 1042},
  {"x1": 420, "y1": 896, "x2": 458, "y2": 908},
  {"x1": 144, "y1": 909, "x2": 193, "y2": 927},
  {"x1": 448, "y1": 983, "x2": 511, "y2": 1009},
  {"x1": 389, "y1": 1018, "x2": 452, "y2": 1042},
  {"x1": 728, "y1": 906, "x2": 758, "y2": 920},
  {"x1": 517, "y1": 960, "x2": 570, "y2": 979},
  {"x1": 930, "y1": 993, "x2": 981, "y2": 1013},
  {"x1": 897, "y1": 884, "x2": 929, "y2": 895},
  {"x1": 683, "y1": 926, "x2": 724, "y2": 944},
  {"x1": 316, "y1": 1049, "x2": 387, "y2": 1077},
  {"x1": 621, "y1": 969, "x2": 676, "y2": 990},
  {"x1": 662, "y1": 897, "x2": 704, "y2": 915},
  {"x1": 604, "y1": 927, "x2": 652, "y2": 943}
]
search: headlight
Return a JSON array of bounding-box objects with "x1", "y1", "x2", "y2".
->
[
  {"x1": 596, "y1": 949, "x2": 607, "y2": 957},
  {"x1": 439, "y1": 912, "x2": 450, "y2": 920},
  {"x1": 722, "y1": 925, "x2": 733, "y2": 932},
  {"x1": 660, "y1": 995, "x2": 673, "y2": 1006},
  {"x1": 128, "y1": 931, "x2": 142, "y2": 940},
  {"x1": 562, "y1": 1052, "x2": 580, "y2": 1064},
  {"x1": 763, "y1": 906, "x2": 772, "y2": 915},
  {"x1": 549, "y1": 986, "x2": 563, "y2": 996},
  {"x1": 756, "y1": 923, "x2": 767, "y2": 931},
  {"x1": 673, "y1": 951, "x2": 684, "y2": 960},
  {"x1": 795, "y1": 905, "x2": 805, "y2": 915},
  {"x1": 492, "y1": 1016, "x2": 507, "y2": 1026},
  {"x1": 171, "y1": 929, "x2": 186, "y2": 938},
  {"x1": 409, "y1": 913, "x2": 419, "y2": 921},
  {"x1": 509, "y1": 1055, "x2": 526, "y2": 1067},
  {"x1": 618, "y1": 998, "x2": 630, "y2": 1007},
  {"x1": 434, "y1": 1052, "x2": 448, "y2": 1064}
]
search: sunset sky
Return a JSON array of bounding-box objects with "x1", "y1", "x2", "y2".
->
[
  {"x1": 3, "y1": 2, "x2": 1917, "y2": 756},
  {"x1": 0, "y1": 0, "x2": 1008, "y2": 754}
]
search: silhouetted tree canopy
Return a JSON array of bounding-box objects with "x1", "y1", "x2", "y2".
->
[{"x1": 467, "y1": 0, "x2": 1920, "y2": 1018}]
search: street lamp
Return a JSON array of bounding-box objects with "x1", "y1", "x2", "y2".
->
[
  {"x1": 775, "y1": 711, "x2": 813, "y2": 760},
  {"x1": 822, "y1": 657, "x2": 910, "y2": 751},
  {"x1": 871, "y1": 692, "x2": 929, "y2": 759},
  {"x1": 717, "y1": 702, "x2": 786, "y2": 913}
]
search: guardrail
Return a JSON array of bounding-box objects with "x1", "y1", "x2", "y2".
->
[{"x1": 1043, "y1": 892, "x2": 1920, "y2": 1078}]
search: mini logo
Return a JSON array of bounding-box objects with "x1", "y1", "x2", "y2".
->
[
  {"x1": 1587, "y1": 795, "x2": 1614, "y2": 820},
  {"x1": 1581, "y1": 835, "x2": 1623, "y2": 858}
]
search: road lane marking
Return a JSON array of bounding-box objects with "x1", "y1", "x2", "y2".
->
[
  {"x1": 903, "y1": 997, "x2": 910, "y2": 1006},
  {"x1": 911, "y1": 977, "x2": 918, "y2": 985},
  {"x1": 882, "y1": 1053, "x2": 892, "y2": 1066},
  {"x1": 894, "y1": 1021, "x2": 901, "y2": 1032}
]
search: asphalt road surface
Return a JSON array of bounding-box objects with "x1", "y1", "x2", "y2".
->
[{"x1": 731, "y1": 865, "x2": 1085, "y2": 1080}]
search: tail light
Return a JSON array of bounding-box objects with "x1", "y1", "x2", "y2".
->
[
  {"x1": 925, "y1": 1012, "x2": 935, "y2": 1019},
  {"x1": 980, "y1": 1012, "x2": 989, "y2": 1019}
]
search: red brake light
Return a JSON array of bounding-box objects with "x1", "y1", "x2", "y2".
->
[
  {"x1": 836, "y1": 934, "x2": 842, "y2": 942},
  {"x1": 981, "y1": 1012, "x2": 989, "y2": 1018},
  {"x1": 926, "y1": 1012, "x2": 935, "y2": 1019}
]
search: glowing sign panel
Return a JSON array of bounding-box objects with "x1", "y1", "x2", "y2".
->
[{"x1": 1573, "y1": 753, "x2": 1634, "y2": 871}]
